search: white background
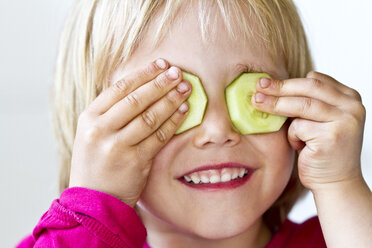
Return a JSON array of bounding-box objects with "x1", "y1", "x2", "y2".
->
[{"x1": 1, "y1": 1, "x2": 371, "y2": 247}]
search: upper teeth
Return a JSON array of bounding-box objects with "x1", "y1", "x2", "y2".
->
[{"x1": 184, "y1": 168, "x2": 248, "y2": 184}]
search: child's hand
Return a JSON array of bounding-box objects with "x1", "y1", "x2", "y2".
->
[
  {"x1": 252, "y1": 71, "x2": 366, "y2": 192},
  {"x1": 69, "y1": 59, "x2": 191, "y2": 207}
]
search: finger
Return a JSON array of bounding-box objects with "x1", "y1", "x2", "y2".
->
[
  {"x1": 306, "y1": 71, "x2": 362, "y2": 102},
  {"x1": 101, "y1": 66, "x2": 186, "y2": 130},
  {"x1": 122, "y1": 82, "x2": 191, "y2": 145},
  {"x1": 256, "y1": 76, "x2": 351, "y2": 107},
  {"x1": 87, "y1": 58, "x2": 169, "y2": 115},
  {"x1": 288, "y1": 118, "x2": 317, "y2": 151},
  {"x1": 133, "y1": 102, "x2": 190, "y2": 160},
  {"x1": 252, "y1": 93, "x2": 343, "y2": 122}
]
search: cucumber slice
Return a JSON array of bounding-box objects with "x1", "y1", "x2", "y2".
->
[
  {"x1": 175, "y1": 72, "x2": 208, "y2": 134},
  {"x1": 225, "y1": 73, "x2": 287, "y2": 134}
]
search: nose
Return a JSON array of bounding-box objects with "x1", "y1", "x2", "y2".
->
[{"x1": 192, "y1": 101, "x2": 241, "y2": 148}]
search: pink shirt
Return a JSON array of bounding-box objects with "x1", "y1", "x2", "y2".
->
[{"x1": 16, "y1": 187, "x2": 326, "y2": 248}]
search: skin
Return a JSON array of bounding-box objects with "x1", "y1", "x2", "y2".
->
[
  {"x1": 117, "y1": 5, "x2": 292, "y2": 248},
  {"x1": 253, "y1": 74, "x2": 372, "y2": 247},
  {"x1": 69, "y1": 2, "x2": 371, "y2": 248}
]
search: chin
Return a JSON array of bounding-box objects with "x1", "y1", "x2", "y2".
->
[
  {"x1": 138, "y1": 196, "x2": 263, "y2": 242},
  {"x1": 185, "y1": 213, "x2": 256, "y2": 240}
]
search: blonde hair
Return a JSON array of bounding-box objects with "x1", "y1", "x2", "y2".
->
[{"x1": 52, "y1": 0, "x2": 313, "y2": 230}]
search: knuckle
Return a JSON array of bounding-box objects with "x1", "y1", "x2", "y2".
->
[
  {"x1": 272, "y1": 97, "x2": 280, "y2": 112},
  {"x1": 306, "y1": 70, "x2": 318, "y2": 79},
  {"x1": 277, "y1": 79, "x2": 285, "y2": 92},
  {"x1": 271, "y1": 79, "x2": 284, "y2": 93},
  {"x1": 124, "y1": 92, "x2": 140, "y2": 107},
  {"x1": 168, "y1": 116, "x2": 179, "y2": 130},
  {"x1": 345, "y1": 116, "x2": 360, "y2": 133},
  {"x1": 101, "y1": 136, "x2": 123, "y2": 157},
  {"x1": 349, "y1": 102, "x2": 366, "y2": 122},
  {"x1": 113, "y1": 79, "x2": 130, "y2": 94},
  {"x1": 347, "y1": 88, "x2": 362, "y2": 101},
  {"x1": 141, "y1": 110, "x2": 158, "y2": 129},
  {"x1": 358, "y1": 103, "x2": 366, "y2": 120},
  {"x1": 166, "y1": 89, "x2": 181, "y2": 105},
  {"x1": 325, "y1": 124, "x2": 346, "y2": 148},
  {"x1": 309, "y1": 78, "x2": 323, "y2": 89},
  {"x1": 155, "y1": 128, "x2": 167, "y2": 143},
  {"x1": 152, "y1": 74, "x2": 166, "y2": 90},
  {"x1": 102, "y1": 140, "x2": 116, "y2": 156},
  {"x1": 84, "y1": 124, "x2": 102, "y2": 144},
  {"x1": 289, "y1": 118, "x2": 300, "y2": 131},
  {"x1": 144, "y1": 62, "x2": 159, "y2": 76},
  {"x1": 301, "y1": 98, "x2": 312, "y2": 113}
]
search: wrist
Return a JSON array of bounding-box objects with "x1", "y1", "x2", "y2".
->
[
  {"x1": 311, "y1": 174, "x2": 368, "y2": 199},
  {"x1": 310, "y1": 175, "x2": 372, "y2": 248}
]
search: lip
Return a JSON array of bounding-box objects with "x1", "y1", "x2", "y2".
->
[
  {"x1": 178, "y1": 171, "x2": 253, "y2": 190},
  {"x1": 177, "y1": 162, "x2": 255, "y2": 179}
]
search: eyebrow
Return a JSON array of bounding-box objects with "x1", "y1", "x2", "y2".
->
[
  {"x1": 233, "y1": 63, "x2": 266, "y2": 74},
  {"x1": 179, "y1": 63, "x2": 281, "y2": 80}
]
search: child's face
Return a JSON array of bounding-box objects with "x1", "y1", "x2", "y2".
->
[{"x1": 114, "y1": 5, "x2": 294, "y2": 241}]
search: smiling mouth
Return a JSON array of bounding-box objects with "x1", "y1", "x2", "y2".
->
[
  {"x1": 183, "y1": 167, "x2": 249, "y2": 184},
  {"x1": 178, "y1": 166, "x2": 253, "y2": 190}
]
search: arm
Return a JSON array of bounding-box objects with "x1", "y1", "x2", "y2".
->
[
  {"x1": 252, "y1": 71, "x2": 371, "y2": 247},
  {"x1": 313, "y1": 177, "x2": 372, "y2": 247},
  {"x1": 16, "y1": 187, "x2": 147, "y2": 248}
]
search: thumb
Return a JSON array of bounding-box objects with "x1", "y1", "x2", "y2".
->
[{"x1": 287, "y1": 118, "x2": 315, "y2": 151}]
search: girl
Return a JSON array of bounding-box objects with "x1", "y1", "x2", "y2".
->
[{"x1": 17, "y1": 0, "x2": 371, "y2": 247}]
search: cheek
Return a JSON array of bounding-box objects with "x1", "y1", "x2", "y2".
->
[
  {"x1": 136, "y1": 139, "x2": 190, "y2": 232},
  {"x1": 145, "y1": 138, "x2": 179, "y2": 182},
  {"x1": 138, "y1": 137, "x2": 181, "y2": 202},
  {"x1": 255, "y1": 125, "x2": 295, "y2": 204},
  {"x1": 137, "y1": 125, "x2": 295, "y2": 239},
  {"x1": 253, "y1": 121, "x2": 294, "y2": 168}
]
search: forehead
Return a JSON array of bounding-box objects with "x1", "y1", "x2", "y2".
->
[{"x1": 123, "y1": 1, "x2": 287, "y2": 80}]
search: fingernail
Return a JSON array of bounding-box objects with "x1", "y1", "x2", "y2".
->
[
  {"x1": 255, "y1": 93, "x2": 266, "y2": 103},
  {"x1": 260, "y1": 78, "x2": 271, "y2": 88},
  {"x1": 178, "y1": 102, "x2": 189, "y2": 113},
  {"x1": 156, "y1": 59, "x2": 167, "y2": 69},
  {"x1": 177, "y1": 82, "x2": 190, "y2": 93},
  {"x1": 166, "y1": 66, "x2": 179, "y2": 79}
]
